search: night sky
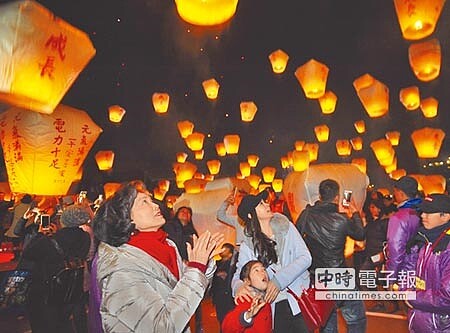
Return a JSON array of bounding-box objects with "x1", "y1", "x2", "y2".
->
[{"x1": 1, "y1": 0, "x2": 449, "y2": 193}]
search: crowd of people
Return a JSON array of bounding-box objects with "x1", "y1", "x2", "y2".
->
[{"x1": 0, "y1": 175, "x2": 449, "y2": 333}]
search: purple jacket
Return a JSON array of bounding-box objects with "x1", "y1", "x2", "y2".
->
[
  {"x1": 386, "y1": 198, "x2": 421, "y2": 279},
  {"x1": 402, "y1": 229, "x2": 450, "y2": 332}
]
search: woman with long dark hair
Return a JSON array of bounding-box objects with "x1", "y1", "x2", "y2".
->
[{"x1": 232, "y1": 189, "x2": 312, "y2": 333}]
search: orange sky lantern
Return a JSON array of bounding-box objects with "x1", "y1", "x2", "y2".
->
[
  {"x1": 0, "y1": 1, "x2": 96, "y2": 114},
  {"x1": 420, "y1": 97, "x2": 438, "y2": 118},
  {"x1": 354, "y1": 74, "x2": 389, "y2": 118},
  {"x1": 370, "y1": 138, "x2": 395, "y2": 166},
  {"x1": 103, "y1": 182, "x2": 121, "y2": 199},
  {"x1": 95, "y1": 150, "x2": 115, "y2": 171},
  {"x1": 173, "y1": 161, "x2": 197, "y2": 188},
  {"x1": 194, "y1": 149, "x2": 204, "y2": 160},
  {"x1": 185, "y1": 132, "x2": 205, "y2": 151},
  {"x1": 303, "y1": 143, "x2": 319, "y2": 162},
  {"x1": 314, "y1": 124, "x2": 330, "y2": 142},
  {"x1": 409, "y1": 38, "x2": 441, "y2": 82},
  {"x1": 268, "y1": 49, "x2": 289, "y2": 74},
  {"x1": 390, "y1": 169, "x2": 407, "y2": 180},
  {"x1": 239, "y1": 162, "x2": 251, "y2": 178},
  {"x1": 280, "y1": 156, "x2": 289, "y2": 169},
  {"x1": 318, "y1": 90, "x2": 337, "y2": 114},
  {"x1": 184, "y1": 178, "x2": 207, "y2": 194},
  {"x1": 152, "y1": 92, "x2": 170, "y2": 114},
  {"x1": 158, "y1": 179, "x2": 170, "y2": 192},
  {"x1": 207, "y1": 159, "x2": 221, "y2": 175},
  {"x1": 419, "y1": 174, "x2": 446, "y2": 195},
  {"x1": 240, "y1": 101, "x2": 258, "y2": 122},
  {"x1": 176, "y1": 152, "x2": 188, "y2": 163},
  {"x1": 261, "y1": 166, "x2": 276, "y2": 183},
  {"x1": 336, "y1": 140, "x2": 352, "y2": 156},
  {"x1": 177, "y1": 120, "x2": 194, "y2": 138},
  {"x1": 385, "y1": 131, "x2": 401, "y2": 146},
  {"x1": 351, "y1": 158, "x2": 367, "y2": 174},
  {"x1": 411, "y1": 127, "x2": 445, "y2": 158},
  {"x1": 354, "y1": 120, "x2": 366, "y2": 134},
  {"x1": 247, "y1": 154, "x2": 259, "y2": 167},
  {"x1": 223, "y1": 134, "x2": 240, "y2": 154},
  {"x1": 108, "y1": 105, "x2": 126, "y2": 123},
  {"x1": 350, "y1": 137, "x2": 363, "y2": 151},
  {"x1": 399, "y1": 86, "x2": 420, "y2": 110},
  {"x1": 292, "y1": 151, "x2": 310, "y2": 172},
  {"x1": 294, "y1": 59, "x2": 329, "y2": 99},
  {"x1": 272, "y1": 179, "x2": 283, "y2": 193},
  {"x1": 0, "y1": 105, "x2": 102, "y2": 195},
  {"x1": 202, "y1": 78, "x2": 220, "y2": 100},
  {"x1": 215, "y1": 142, "x2": 226, "y2": 156},
  {"x1": 384, "y1": 157, "x2": 397, "y2": 174},
  {"x1": 246, "y1": 174, "x2": 261, "y2": 190},
  {"x1": 174, "y1": 0, "x2": 239, "y2": 26},
  {"x1": 393, "y1": 0, "x2": 445, "y2": 40}
]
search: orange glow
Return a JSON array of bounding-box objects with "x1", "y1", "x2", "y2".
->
[
  {"x1": 318, "y1": 90, "x2": 337, "y2": 114},
  {"x1": 294, "y1": 59, "x2": 329, "y2": 99},
  {"x1": 399, "y1": 86, "x2": 420, "y2": 110},
  {"x1": 411, "y1": 127, "x2": 445, "y2": 158},
  {"x1": 240, "y1": 101, "x2": 258, "y2": 122},
  {"x1": 215, "y1": 142, "x2": 227, "y2": 156},
  {"x1": 261, "y1": 166, "x2": 276, "y2": 183},
  {"x1": 207, "y1": 159, "x2": 221, "y2": 175},
  {"x1": 202, "y1": 78, "x2": 220, "y2": 100},
  {"x1": 409, "y1": 38, "x2": 441, "y2": 82},
  {"x1": 177, "y1": 120, "x2": 195, "y2": 139},
  {"x1": 152, "y1": 92, "x2": 170, "y2": 114},
  {"x1": 223, "y1": 134, "x2": 240, "y2": 154},
  {"x1": 185, "y1": 132, "x2": 205, "y2": 151},
  {"x1": 175, "y1": 0, "x2": 239, "y2": 26},
  {"x1": 420, "y1": 97, "x2": 438, "y2": 118},
  {"x1": 354, "y1": 120, "x2": 366, "y2": 134},
  {"x1": 303, "y1": 143, "x2": 319, "y2": 162},
  {"x1": 95, "y1": 150, "x2": 115, "y2": 171},
  {"x1": 247, "y1": 154, "x2": 259, "y2": 167},
  {"x1": 385, "y1": 131, "x2": 401, "y2": 146},
  {"x1": 108, "y1": 105, "x2": 126, "y2": 123},
  {"x1": 350, "y1": 137, "x2": 363, "y2": 151},
  {"x1": 314, "y1": 124, "x2": 330, "y2": 142},
  {"x1": 351, "y1": 158, "x2": 367, "y2": 174},
  {"x1": 292, "y1": 151, "x2": 310, "y2": 172},
  {"x1": 370, "y1": 139, "x2": 395, "y2": 166},
  {"x1": 336, "y1": 140, "x2": 352, "y2": 156}
]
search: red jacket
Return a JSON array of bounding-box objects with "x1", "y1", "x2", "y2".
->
[{"x1": 221, "y1": 298, "x2": 272, "y2": 333}]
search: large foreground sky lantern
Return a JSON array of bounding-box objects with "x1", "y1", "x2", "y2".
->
[
  {"x1": 0, "y1": 105, "x2": 102, "y2": 195},
  {"x1": 411, "y1": 127, "x2": 445, "y2": 158},
  {"x1": 393, "y1": 0, "x2": 446, "y2": 40},
  {"x1": 174, "y1": 0, "x2": 239, "y2": 26},
  {"x1": 408, "y1": 38, "x2": 441, "y2": 82},
  {"x1": 294, "y1": 59, "x2": 329, "y2": 99},
  {"x1": 0, "y1": 0, "x2": 96, "y2": 114}
]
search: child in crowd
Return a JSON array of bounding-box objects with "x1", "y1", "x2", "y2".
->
[{"x1": 222, "y1": 260, "x2": 272, "y2": 333}]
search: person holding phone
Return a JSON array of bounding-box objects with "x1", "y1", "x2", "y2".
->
[{"x1": 296, "y1": 179, "x2": 367, "y2": 333}]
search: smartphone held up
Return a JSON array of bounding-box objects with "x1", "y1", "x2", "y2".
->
[
  {"x1": 40, "y1": 214, "x2": 50, "y2": 230},
  {"x1": 342, "y1": 190, "x2": 352, "y2": 207}
]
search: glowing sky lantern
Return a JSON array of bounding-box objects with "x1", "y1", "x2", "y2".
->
[
  {"x1": 176, "y1": 152, "x2": 188, "y2": 163},
  {"x1": 303, "y1": 143, "x2": 319, "y2": 162},
  {"x1": 294, "y1": 59, "x2": 329, "y2": 99},
  {"x1": 207, "y1": 159, "x2": 221, "y2": 175},
  {"x1": 314, "y1": 124, "x2": 330, "y2": 142},
  {"x1": 318, "y1": 90, "x2": 337, "y2": 114},
  {"x1": 247, "y1": 154, "x2": 259, "y2": 168},
  {"x1": 173, "y1": 161, "x2": 197, "y2": 188},
  {"x1": 336, "y1": 140, "x2": 352, "y2": 156},
  {"x1": 272, "y1": 179, "x2": 283, "y2": 193},
  {"x1": 0, "y1": 105, "x2": 102, "y2": 195},
  {"x1": 103, "y1": 182, "x2": 121, "y2": 199},
  {"x1": 350, "y1": 137, "x2": 363, "y2": 151},
  {"x1": 393, "y1": 0, "x2": 445, "y2": 40},
  {"x1": 268, "y1": 49, "x2": 289, "y2": 74},
  {"x1": 261, "y1": 166, "x2": 276, "y2": 183},
  {"x1": 174, "y1": 0, "x2": 239, "y2": 26},
  {"x1": 215, "y1": 142, "x2": 226, "y2": 156},
  {"x1": 351, "y1": 158, "x2": 367, "y2": 174},
  {"x1": 280, "y1": 156, "x2": 289, "y2": 169},
  {"x1": 153, "y1": 187, "x2": 166, "y2": 201},
  {"x1": 239, "y1": 162, "x2": 251, "y2": 178},
  {"x1": 240, "y1": 101, "x2": 258, "y2": 122},
  {"x1": 292, "y1": 151, "x2": 310, "y2": 172},
  {"x1": 353, "y1": 74, "x2": 389, "y2": 118},
  {"x1": 158, "y1": 179, "x2": 170, "y2": 192},
  {"x1": 419, "y1": 174, "x2": 446, "y2": 195},
  {"x1": 390, "y1": 169, "x2": 407, "y2": 180},
  {"x1": 185, "y1": 132, "x2": 205, "y2": 151},
  {"x1": 108, "y1": 105, "x2": 126, "y2": 123},
  {"x1": 95, "y1": 150, "x2": 115, "y2": 171},
  {"x1": 354, "y1": 120, "x2": 366, "y2": 134},
  {"x1": 184, "y1": 178, "x2": 207, "y2": 194},
  {"x1": 246, "y1": 174, "x2": 261, "y2": 190},
  {"x1": 202, "y1": 78, "x2": 220, "y2": 100},
  {"x1": 0, "y1": 0, "x2": 96, "y2": 114},
  {"x1": 420, "y1": 97, "x2": 438, "y2": 118},
  {"x1": 384, "y1": 157, "x2": 397, "y2": 174},
  {"x1": 152, "y1": 92, "x2": 170, "y2": 114},
  {"x1": 223, "y1": 134, "x2": 240, "y2": 154},
  {"x1": 385, "y1": 131, "x2": 401, "y2": 146},
  {"x1": 370, "y1": 139, "x2": 395, "y2": 166},
  {"x1": 411, "y1": 127, "x2": 445, "y2": 158},
  {"x1": 194, "y1": 149, "x2": 204, "y2": 160},
  {"x1": 408, "y1": 38, "x2": 441, "y2": 82},
  {"x1": 294, "y1": 140, "x2": 305, "y2": 151},
  {"x1": 399, "y1": 86, "x2": 420, "y2": 110},
  {"x1": 177, "y1": 120, "x2": 194, "y2": 139}
]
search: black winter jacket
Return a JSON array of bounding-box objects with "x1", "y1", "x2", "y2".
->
[{"x1": 296, "y1": 201, "x2": 365, "y2": 271}]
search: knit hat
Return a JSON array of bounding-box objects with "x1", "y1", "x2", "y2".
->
[
  {"x1": 419, "y1": 194, "x2": 450, "y2": 214},
  {"x1": 237, "y1": 190, "x2": 269, "y2": 221},
  {"x1": 61, "y1": 205, "x2": 91, "y2": 228},
  {"x1": 394, "y1": 176, "x2": 418, "y2": 198}
]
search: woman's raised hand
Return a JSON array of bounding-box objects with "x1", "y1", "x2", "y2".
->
[{"x1": 187, "y1": 231, "x2": 224, "y2": 265}]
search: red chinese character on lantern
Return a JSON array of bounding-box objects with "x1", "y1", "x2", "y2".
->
[
  {"x1": 53, "y1": 134, "x2": 63, "y2": 145},
  {"x1": 67, "y1": 138, "x2": 76, "y2": 148},
  {"x1": 53, "y1": 119, "x2": 66, "y2": 133},
  {"x1": 45, "y1": 33, "x2": 67, "y2": 61},
  {"x1": 51, "y1": 147, "x2": 61, "y2": 158},
  {"x1": 40, "y1": 56, "x2": 56, "y2": 78},
  {"x1": 80, "y1": 136, "x2": 87, "y2": 146},
  {"x1": 49, "y1": 159, "x2": 60, "y2": 169},
  {"x1": 81, "y1": 124, "x2": 92, "y2": 135}
]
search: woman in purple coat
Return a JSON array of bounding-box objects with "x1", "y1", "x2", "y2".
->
[{"x1": 402, "y1": 194, "x2": 450, "y2": 333}]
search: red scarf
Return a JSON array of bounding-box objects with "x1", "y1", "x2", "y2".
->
[{"x1": 128, "y1": 229, "x2": 179, "y2": 280}]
